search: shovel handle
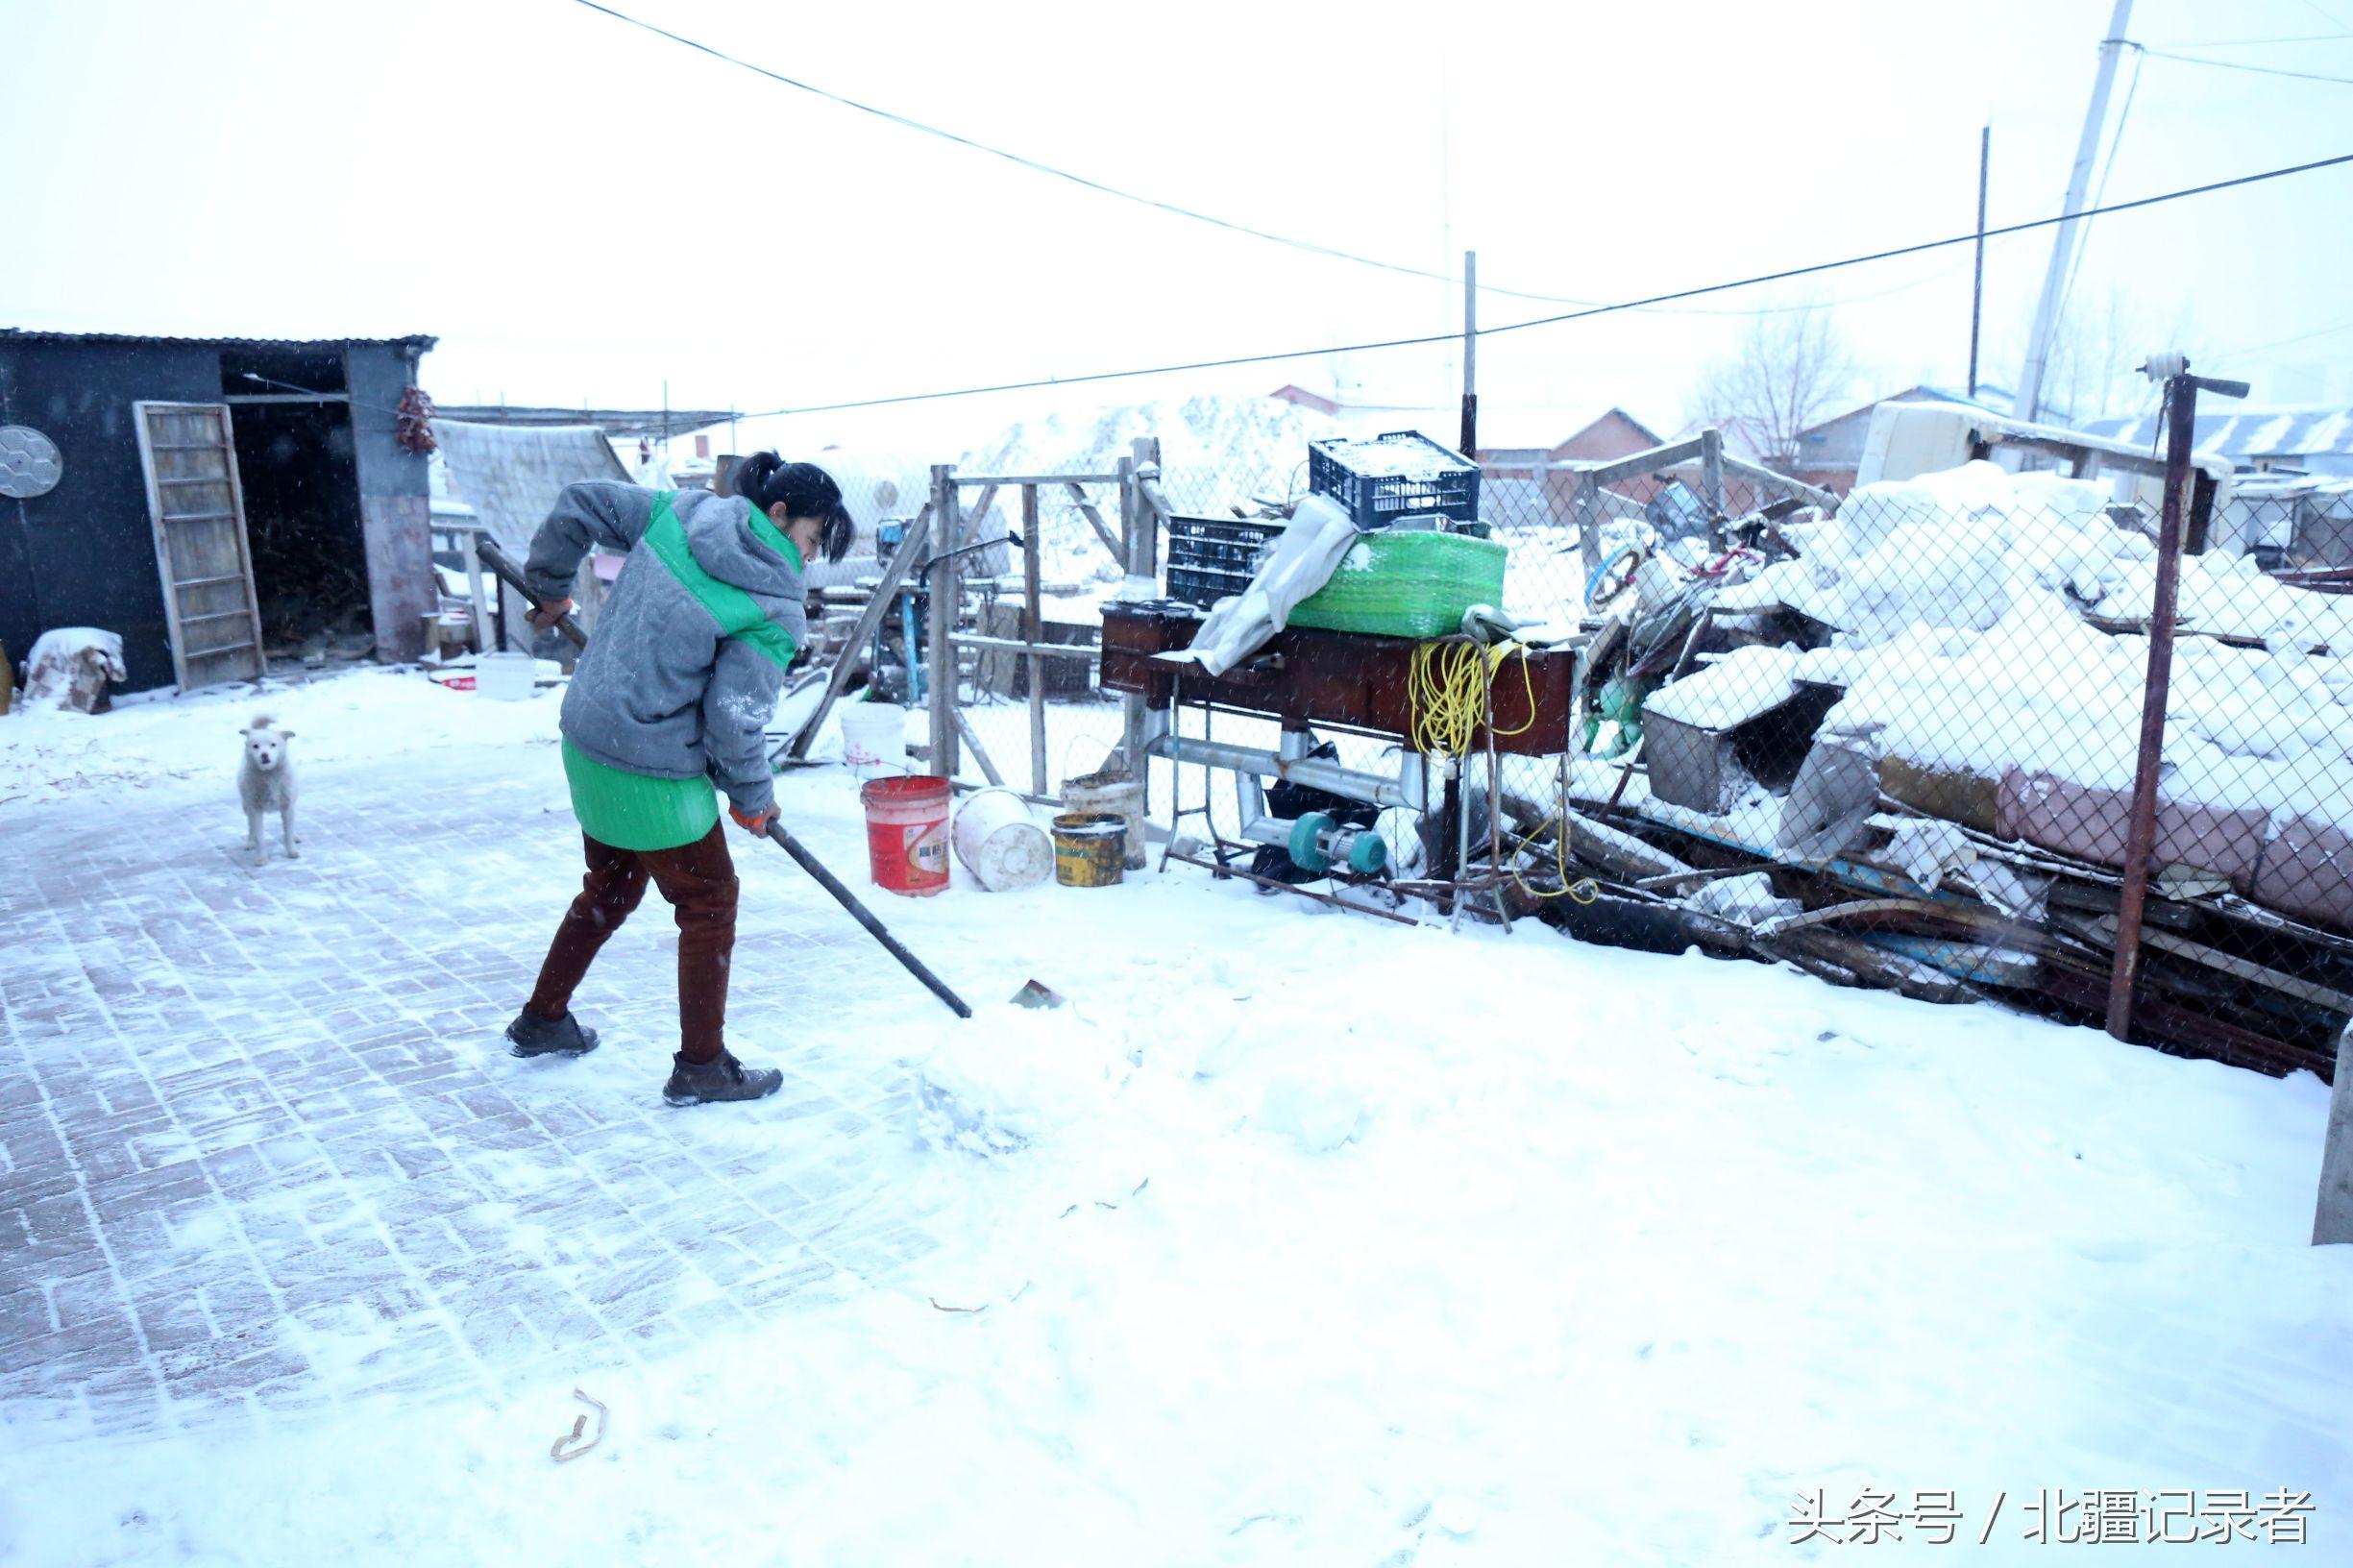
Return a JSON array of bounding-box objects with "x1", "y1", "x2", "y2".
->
[
  {"x1": 475, "y1": 539, "x2": 589, "y2": 649},
  {"x1": 764, "y1": 820, "x2": 972, "y2": 1018}
]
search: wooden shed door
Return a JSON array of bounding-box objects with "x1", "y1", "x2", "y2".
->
[{"x1": 133, "y1": 402, "x2": 266, "y2": 689}]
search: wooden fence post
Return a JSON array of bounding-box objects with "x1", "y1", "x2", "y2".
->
[
  {"x1": 1700, "y1": 426, "x2": 1726, "y2": 546},
  {"x1": 1022, "y1": 483, "x2": 1046, "y2": 796},
  {"x1": 1116, "y1": 453, "x2": 1144, "y2": 775},
  {"x1": 2316, "y1": 1021, "x2": 2353, "y2": 1245},
  {"x1": 1575, "y1": 468, "x2": 1602, "y2": 590},
  {"x1": 926, "y1": 464, "x2": 960, "y2": 780}
]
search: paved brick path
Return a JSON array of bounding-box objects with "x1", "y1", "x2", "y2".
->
[{"x1": 0, "y1": 752, "x2": 944, "y2": 1437}]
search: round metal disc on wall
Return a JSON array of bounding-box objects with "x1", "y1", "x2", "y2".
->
[{"x1": 0, "y1": 426, "x2": 62, "y2": 499}]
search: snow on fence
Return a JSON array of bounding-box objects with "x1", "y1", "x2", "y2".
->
[{"x1": 787, "y1": 415, "x2": 2353, "y2": 1071}]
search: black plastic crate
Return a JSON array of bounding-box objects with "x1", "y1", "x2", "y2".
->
[
  {"x1": 1166, "y1": 515, "x2": 1287, "y2": 574},
  {"x1": 1165, "y1": 561, "x2": 1256, "y2": 610},
  {"x1": 1308, "y1": 430, "x2": 1481, "y2": 529}
]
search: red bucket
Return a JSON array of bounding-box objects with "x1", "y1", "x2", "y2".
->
[{"x1": 860, "y1": 775, "x2": 952, "y2": 897}]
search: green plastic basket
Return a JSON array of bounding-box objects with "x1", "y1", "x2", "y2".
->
[{"x1": 1288, "y1": 530, "x2": 1508, "y2": 639}]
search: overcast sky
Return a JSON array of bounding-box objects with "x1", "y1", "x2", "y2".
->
[{"x1": 8, "y1": 0, "x2": 2349, "y2": 453}]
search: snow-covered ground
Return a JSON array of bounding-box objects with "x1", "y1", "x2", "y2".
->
[{"x1": 3, "y1": 667, "x2": 2351, "y2": 1563}]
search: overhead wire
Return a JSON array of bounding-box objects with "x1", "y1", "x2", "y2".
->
[
  {"x1": 729, "y1": 152, "x2": 2353, "y2": 420},
  {"x1": 2138, "y1": 47, "x2": 2353, "y2": 85},
  {"x1": 562, "y1": 0, "x2": 1941, "y2": 320}
]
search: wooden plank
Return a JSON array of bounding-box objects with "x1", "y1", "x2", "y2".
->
[
  {"x1": 133, "y1": 404, "x2": 193, "y2": 691},
  {"x1": 958, "y1": 472, "x2": 1122, "y2": 486},
  {"x1": 1024, "y1": 485, "x2": 1045, "y2": 796},
  {"x1": 952, "y1": 708, "x2": 1006, "y2": 789},
  {"x1": 946, "y1": 634, "x2": 1100, "y2": 661},
  {"x1": 1720, "y1": 453, "x2": 1841, "y2": 512},
  {"x1": 947, "y1": 483, "x2": 995, "y2": 558},
  {"x1": 2086, "y1": 915, "x2": 2353, "y2": 1013},
  {"x1": 780, "y1": 512, "x2": 933, "y2": 761},
  {"x1": 134, "y1": 402, "x2": 265, "y2": 690},
  {"x1": 458, "y1": 529, "x2": 495, "y2": 654},
  {"x1": 1063, "y1": 481, "x2": 1123, "y2": 560},
  {"x1": 1573, "y1": 435, "x2": 1707, "y2": 489}
]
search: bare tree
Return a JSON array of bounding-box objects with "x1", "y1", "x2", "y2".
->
[
  {"x1": 2037, "y1": 286, "x2": 2173, "y2": 426},
  {"x1": 1689, "y1": 306, "x2": 1860, "y2": 472}
]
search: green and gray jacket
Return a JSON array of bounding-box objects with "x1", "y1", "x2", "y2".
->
[{"x1": 526, "y1": 484, "x2": 805, "y2": 843}]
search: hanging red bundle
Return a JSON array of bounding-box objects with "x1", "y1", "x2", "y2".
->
[{"x1": 396, "y1": 386, "x2": 439, "y2": 455}]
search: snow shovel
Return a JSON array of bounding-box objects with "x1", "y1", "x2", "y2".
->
[{"x1": 477, "y1": 539, "x2": 972, "y2": 1019}]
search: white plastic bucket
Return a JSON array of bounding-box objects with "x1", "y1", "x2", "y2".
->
[
  {"x1": 477, "y1": 651, "x2": 537, "y2": 701},
  {"x1": 952, "y1": 787, "x2": 1053, "y2": 892},
  {"x1": 841, "y1": 701, "x2": 907, "y2": 780},
  {"x1": 1063, "y1": 770, "x2": 1147, "y2": 870}
]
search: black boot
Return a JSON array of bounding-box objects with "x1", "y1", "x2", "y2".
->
[
  {"x1": 505, "y1": 1008, "x2": 601, "y2": 1059},
  {"x1": 663, "y1": 1049, "x2": 783, "y2": 1106}
]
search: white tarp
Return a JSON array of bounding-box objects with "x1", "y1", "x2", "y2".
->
[{"x1": 432, "y1": 420, "x2": 634, "y2": 646}]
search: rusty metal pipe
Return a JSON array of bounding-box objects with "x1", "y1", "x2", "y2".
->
[{"x1": 2107, "y1": 373, "x2": 2198, "y2": 1041}]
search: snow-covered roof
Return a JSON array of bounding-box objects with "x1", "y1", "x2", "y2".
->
[
  {"x1": 1803, "y1": 382, "x2": 2032, "y2": 436},
  {"x1": 2078, "y1": 405, "x2": 2353, "y2": 462},
  {"x1": 2232, "y1": 471, "x2": 2353, "y2": 500}
]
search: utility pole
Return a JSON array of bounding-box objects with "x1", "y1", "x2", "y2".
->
[
  {"x1": 1969, "y1": 126, "x2": 1990, "y2": 401},
  {"x1": 1459, "y1": 250, "x2": 1478, "y2": 457},
  {"x1": 2016, "y1": 0, "x2": 2134, "y2": 424}
]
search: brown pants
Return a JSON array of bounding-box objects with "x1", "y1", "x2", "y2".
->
[{"x1": 527, "y1": 823, "x2": 738, "y2": 1064}]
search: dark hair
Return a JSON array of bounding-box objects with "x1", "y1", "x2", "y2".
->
[{"x1": 734, "y1": 451, "x2": 853, "y2": 563}]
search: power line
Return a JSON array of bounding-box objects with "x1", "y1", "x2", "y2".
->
[
  {"x1": 2143, "y1": 32, "x2": 2353, "y2": 46},
  {"x1": 2141, "y1": 47, "x2": 2353, "y2": 84},
  {"x1": 2222, "y1": 314, "x2": 2353, "y2": 357},
  {"x1": 731, "y1": 152, "x2": 2353, "y2": 420},
  {"x1": 562, "y1": 0, "x2": 1918, "y2": 320}
]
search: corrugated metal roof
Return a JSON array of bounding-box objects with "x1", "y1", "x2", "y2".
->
[
  {"x1": 2079, "y1": 404, "x2": 2353, "y2": 460},
  {"x1": 435, "y1": 404, "x2": 736, "y2": 440},
  {"x1": 0, "y1": 328, "x2": 437, "y2": 351},
  {"x1": 432, "y1": 420, "x2": 629, "y2": 552}
]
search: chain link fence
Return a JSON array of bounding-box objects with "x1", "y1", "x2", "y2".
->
[{"x1": 848, "y1": 416, "x2": 2351, "y2": 1078}]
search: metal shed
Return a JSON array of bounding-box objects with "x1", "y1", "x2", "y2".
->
[{"x1": 0, "y1": 329, "x2": 437, "y2": 692}]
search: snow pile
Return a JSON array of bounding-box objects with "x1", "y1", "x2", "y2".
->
[
  {"x1": 962, "y1": 394, "x2": 1340, "y2": 511},
  {"x1": 959, "y1": 394, "x2": 1344, "y2": 590},
  {"x1": 1646, "y1": 645, "x2": 1803, "y2": 729},
  {"x1": 1697, "y1": 462, "x2": 2353, "y2": 826},
  {"x1": 0, "y1": 666, "x2": 563, "y2": 808},
  {"x1": 916, "y1": 1001, "x2": 1136, "y2": 1155}
]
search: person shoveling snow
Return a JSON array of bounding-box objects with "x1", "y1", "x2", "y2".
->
[{"x1": 504, "y1": 453, "x2": 855, "y2": 1105}]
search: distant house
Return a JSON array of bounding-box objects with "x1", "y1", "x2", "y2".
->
[
  {"x1": 2076, "y1": 404, "x2": 2353, "y2": 479},
  {"x1": 1787, "y1": 384, "x2": 2041, "y2": 495},
  {"x1": 1269, "y1": 383, "x2": 1340, "y2": 417},
  {"x1": 1476, "y1": 406, "x2": 1666, "y2": 477},
  {"x1": 1475, "y1": 407, "x2": 1670, "y2": 527}
]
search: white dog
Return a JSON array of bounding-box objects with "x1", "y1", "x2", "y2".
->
[{"x1": 238, "y1": 715, "x2": 300, "y2": 862}]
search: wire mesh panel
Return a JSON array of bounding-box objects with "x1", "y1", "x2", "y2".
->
[
  {"x1": 937, "y1": 478, "x2": 1133, "y2": 801},
  {"x1": 915, "y1": 423, "x2": 2353, "y2": 1078},
  {"x1": 1544, "y1": 457, "x2": 2353, "y2": 1077}
]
